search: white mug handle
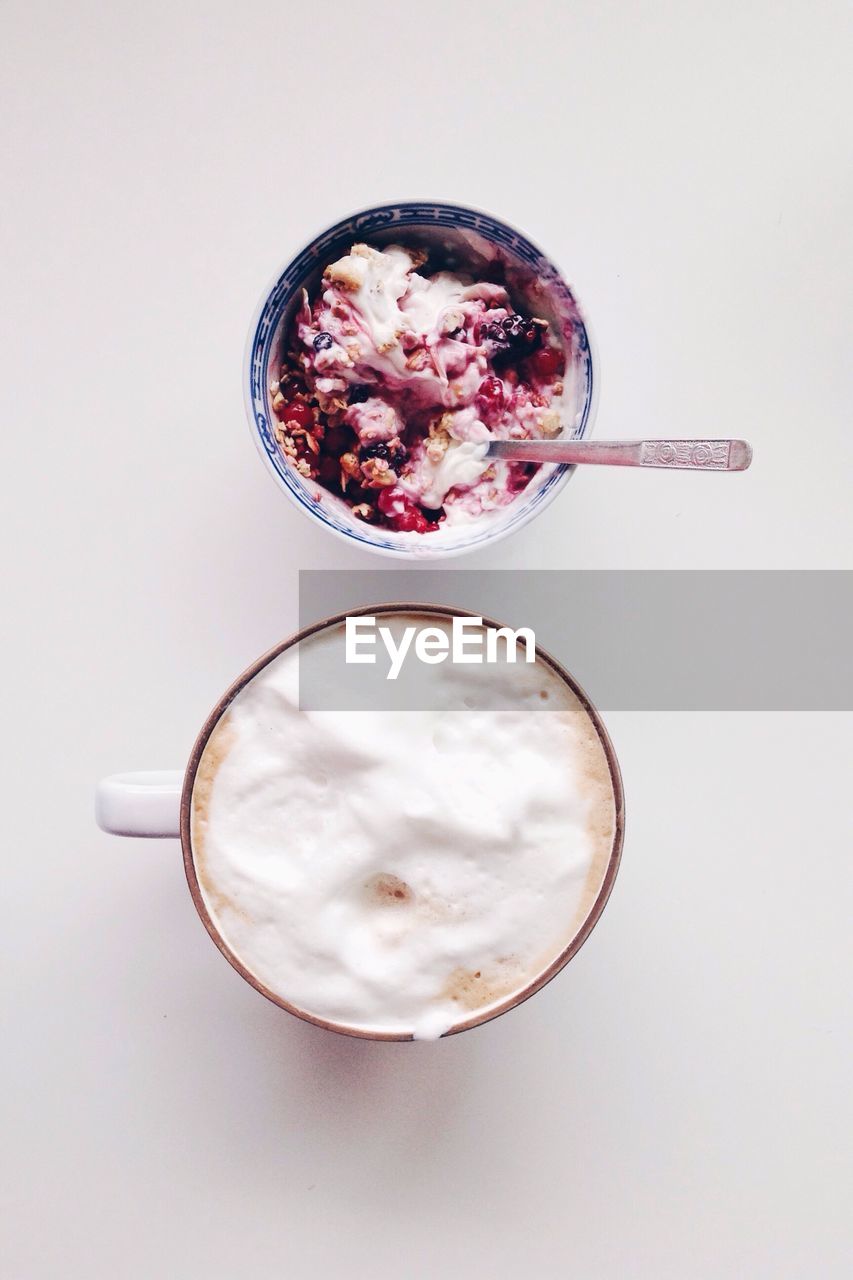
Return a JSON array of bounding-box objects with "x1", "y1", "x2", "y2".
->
[{"x1": 95, "y1": 771, "x2": 184, "y2": 838}]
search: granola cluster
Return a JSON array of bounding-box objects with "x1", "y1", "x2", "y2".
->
[{"x1": 271, "y1": 242, "x2": 569, "y2": 534}]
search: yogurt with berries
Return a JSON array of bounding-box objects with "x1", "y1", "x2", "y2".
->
[{"x1": 270, "y1": 243, "x2": 571, "y2": 534}]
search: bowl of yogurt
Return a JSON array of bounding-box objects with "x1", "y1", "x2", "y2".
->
[{"x1": 245, "y1": 202, "x2": 597, "y2": 558}]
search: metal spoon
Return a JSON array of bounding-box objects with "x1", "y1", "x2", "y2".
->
[{"x1": 486, "y1": 438, "x2": 753, "y2": 471}]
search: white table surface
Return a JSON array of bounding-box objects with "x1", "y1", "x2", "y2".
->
[{"x1": 2, "y1": 2, "x2": 851, "y2": 1276}]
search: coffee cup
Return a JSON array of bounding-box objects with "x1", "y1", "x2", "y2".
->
[{"x1": 97, "y1": 605, "x2": 624, "y2": 1040}]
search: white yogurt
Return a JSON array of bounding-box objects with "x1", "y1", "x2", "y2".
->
[{"x1": 191, "y1": 616, "x2": 616, "y2": 1039}]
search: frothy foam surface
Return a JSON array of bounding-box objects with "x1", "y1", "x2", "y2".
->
[{"x1": 190, "y1": 616, "x2": 616, "y2": 1039}]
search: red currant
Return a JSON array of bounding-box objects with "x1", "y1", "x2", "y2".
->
[
  {"x1": 476, "y1": 375, "x2": 505, "y2": 420},
  {"x1": 282, "y1": 401, "x2": 314, "y2": 431},
  {"x1": 528, "y1": 345, "x2": 565, "y2": 379}
]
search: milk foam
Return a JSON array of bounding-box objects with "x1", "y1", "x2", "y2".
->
[{"x1": 191, "y1": 616, "x2": 616, "y2": 1039}]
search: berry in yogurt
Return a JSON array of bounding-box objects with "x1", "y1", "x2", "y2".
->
[{"x1": 270, "y1": 243, "x2": 571, "y2": 533}]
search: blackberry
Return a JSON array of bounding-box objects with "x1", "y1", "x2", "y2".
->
[
  {"x1": 348, "y1": 384, "x2": 371, "y2": 403},
  {"x1": 481, "y1": 311, "x2": 546, "y2": 356},
  {"x1": 502, "y1": 314, "x2": 526, "y2": 341},
  {"x1": 313, "y1": 331, "x2": 334, "y2": 351}
]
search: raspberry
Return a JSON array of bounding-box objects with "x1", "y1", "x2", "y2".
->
[{"x1": 394, "y1": 508, "x2": 429, "y2": 533}]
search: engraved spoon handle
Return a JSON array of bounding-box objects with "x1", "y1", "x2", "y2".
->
[{"x1": 486, "y1": 438, "x2": 753, "y2": 471}]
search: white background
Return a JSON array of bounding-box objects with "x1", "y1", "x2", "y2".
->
[{"x1": 2, "y1": 2, "x2": 851, "y2": 1276}]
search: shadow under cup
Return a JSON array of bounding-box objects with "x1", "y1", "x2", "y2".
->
[
  {"x1": 244, "y1": 202, "x2": 597, "y2": 558},
  {"x1": 180, "y1": 605, "x2": 625, "y2": 1040}
]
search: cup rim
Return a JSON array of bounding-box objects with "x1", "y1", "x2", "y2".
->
[
  {"x1": 179, "y1": 603, "x2": 625, "y2": 1040},
  {"x1": 243, "y1": 199, "x2": 600, "y2": 560}
]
